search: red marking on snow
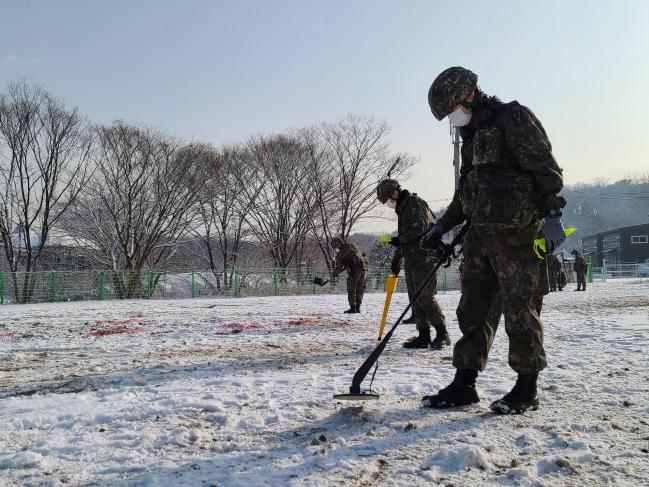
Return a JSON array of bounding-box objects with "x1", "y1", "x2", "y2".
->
[
  {"x1": 90, "y1": 327, "x2": 144, "y2": 337},
  {"x1": 92, "y1": 318, "x2": 142, "y2": 326},
  {"x1": 89, "y1": 318, "x2": 144, "y2": 337},
  {"x1": 0, "y1": 332, "x2": 17, "y2": 337},
  {"x1": 286, "y1": 319, "x2": 318, "y2": 326},
  {"x1": 220, "y1": 322, "x2": 264, "y2": 331}
]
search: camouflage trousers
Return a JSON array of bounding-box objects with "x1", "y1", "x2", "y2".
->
[
  {"x1": 548, "y1": 270, "x2": 558, "y2": 291},
  {"x1": 576, "y1": 271, "x2": 586, "y2": 290},
  {"x1": 404, "y1": 251, "x2": 446, "y2": 334},
  {"x1": 347, "y1": 269, "x2": 367, "y2": 308},
  {"x1": 452, "y1": 227, "x2": 548, "y2": 374}
]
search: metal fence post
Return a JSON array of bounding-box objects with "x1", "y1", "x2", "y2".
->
[
  {"x1": 191, "y1": 268, "x2": 196, "y2": 298},
  {"x1": 50, "y1": 271, "x2": 57, "y2": 303},
  {"x1": 587, "y1": 256, "x2": 593, "y2": 284},
  {"x1": 311, "y1": 267, "x2": 316, "y2": 294},
  {"x1": 162, "y1": 271, "x2": 166, "y2": 298},
  {"x1": 99, "y1": 271, "x2": 105, "y2": 300},
  {"x1": 601, "y1": 259, "x2": 606, "y2": 282},
  {"x1": 0, "y1": 271, "x2": 4, "y2": 304},
  {"x1": 233, "y1": 267, "x2": 240, "y2": 297},
  {"x1": 382, "y1": 267, "x2": 388, "y2": 291},
  {"x1": 443, "y1": 269, "x2": 448, "y2": 292},
  {"x1": 273, "y1": 268, "x2": 279, "y2": 296},
  {"x1": 147, "y1": 269, "x2": 153, "y2": 298}
]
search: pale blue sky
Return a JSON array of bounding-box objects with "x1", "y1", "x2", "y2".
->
[{"x1": 1, "y1": 0, "x2": 648, "y2": 230}]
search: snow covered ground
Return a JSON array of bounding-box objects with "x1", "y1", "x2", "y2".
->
[{"x1": 1, "y1": 279, "x2": 648, "y2": 486}]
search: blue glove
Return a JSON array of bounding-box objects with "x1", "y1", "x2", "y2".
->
[
  {"x1": 421, "y1": 225, "x2": 444, "y2": 250},
  {"x1": 542, "y1": 209, "x2": 567, "y2": 253}
]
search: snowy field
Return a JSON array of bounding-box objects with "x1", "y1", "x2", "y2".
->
[{"x1": 1, "y1": 279, "x2": 648, "y2": 486}]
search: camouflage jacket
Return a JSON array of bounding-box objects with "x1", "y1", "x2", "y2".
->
[
  {"x1": 573, "y1": 255, "x2": 587, "y2": 273},
  {"x1": 393, "y1": 190, "x2": 435, "y2": 262},
  {"x1": 436, "y1": 95, "x2": 564, "y2": 234},
  {"x1": 334, "y1": 243, "x2": 368, "y2": 274}
]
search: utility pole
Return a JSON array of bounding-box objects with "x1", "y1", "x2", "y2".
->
[{"x1": 450, "y1": 123, "x2": 462, "y2": 238}]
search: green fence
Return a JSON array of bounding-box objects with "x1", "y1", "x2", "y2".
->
[{"x1": 0, "y1": 265, "x2": 463, "y2": 305}]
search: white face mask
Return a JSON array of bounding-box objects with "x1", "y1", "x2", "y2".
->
[
  {"x1": 448, "y1": 106, "x2": 472, "y2": 127},
  {"x1": 386, "y1": 199, "x2": 397, "y2": 210}
]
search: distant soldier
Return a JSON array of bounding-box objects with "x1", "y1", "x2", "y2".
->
[
  {"x1": 572, "y1": 249, "x2": 587, "y2": 291},
  {"x1": 376, "y1": 179, "x2": 450, "y2": 349},
  {"x1": 546, "y1": 254, "x2": 562, "y2": 292},
  {"x1": 557, "y1": 268, "x2": 567, "y2": 291},
  {"x1": 331, "y1": 238, "x2": 369, "y2": 313}
]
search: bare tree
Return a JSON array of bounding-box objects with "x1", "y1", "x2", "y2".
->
[
  {"x1": 307, "y1": 115, "x2": 416, "y2": 269},
  {"x1": 0, "y1": 81, "x2": 92, "y2": 302},
  {"x1": 241, "y1": 133, "x2": 316, "y2": 276},
  {"x1": 191, "y1": 144, "x2": 257, "y2": 289},
  {"x1": 61, "y1": 122, "x2": 207, "y2": 297},
  {"x1": 298, "y1": 127, "x2": 338, "y2": 269}
]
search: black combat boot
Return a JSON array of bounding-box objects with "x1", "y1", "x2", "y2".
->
[
  {"x1": 353, "y1": 305, "x2": 361, "y2": 314},
  {"x1": 403, "y1": 328, "x2": 431, "y2": 348},
  {"x1": 422, "y1": 369, "x2": 480, "y2": 408},
  {"x1": 344, "y1": 306, "x2": 357, "y2": 314},
  {"x1": 490, "y1": 372, "x2": 539, "y2": 414},
  {"x1": 430, "y1": 330, "x2": 451, "y2": 350}
]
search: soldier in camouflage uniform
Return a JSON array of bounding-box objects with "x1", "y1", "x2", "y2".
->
[
  {"x1": 420, "y1": 67, "x2": 567, "y2": 414},
  {"x1": 572, "y1": 249, "x2": 587, "y2": 291},
  {"x1": 546, "y1": 253, "x2": 562, "y2": 292},
  {"x1": 557, "y1": 268, "x2": 567, "y2": 291},
  {"x1": 331, "y1": 237, "x2": 369, "y2": 313},
  {"x1": 376, "y1": 179, "x2": 450, "y2": 349}
]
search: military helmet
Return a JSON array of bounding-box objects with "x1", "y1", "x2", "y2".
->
[
  {"x1": 428, "y1": 67, "x2": 478, "y2": 121},
  {"x1": 571, "y1": 249, "x2": 580, "y2": 256},
  {"x1": 376, "y1": 179, "x2": 400, "y2": 203},
  {"x1": 331, "y1": 237, "x2": 343, "y2": 248}
]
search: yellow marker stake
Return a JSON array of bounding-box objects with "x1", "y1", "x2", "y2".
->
[{"x1": 378, "y1": 274, "x2": 399, "y2": 340}]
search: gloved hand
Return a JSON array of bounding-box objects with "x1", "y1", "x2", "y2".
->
[
  {"x1": 543, "y1": 209, "x2": 567, "y2": 252},
  {"x1": 421, "y1": 225, "x2": 444, "y2": 250},
  {"x1": 388, "y1": 236, "x2": 400, "y2": 247},
  {"x1": 390, "y1": 256, "x2": 401, "y2": 276}
]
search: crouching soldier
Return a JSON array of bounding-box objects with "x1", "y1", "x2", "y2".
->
[
  {"x1": 376, "y1": 179, "x2": 450, "y2": 349},
  {"x1": 331, "y1": 237, "x2": 369, "y2": 313}
]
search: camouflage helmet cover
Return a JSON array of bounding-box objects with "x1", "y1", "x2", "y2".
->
[
  {"x1": 428, "y1": 67, "x2": 478, "y2": 121},
  {"x1": 376, "y1": 179, "x2": 400, "y2": 203}
]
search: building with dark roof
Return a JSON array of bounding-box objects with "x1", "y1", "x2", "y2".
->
[{"x1": 581, "y1": 223, "x2": 649, "y2": 266}]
